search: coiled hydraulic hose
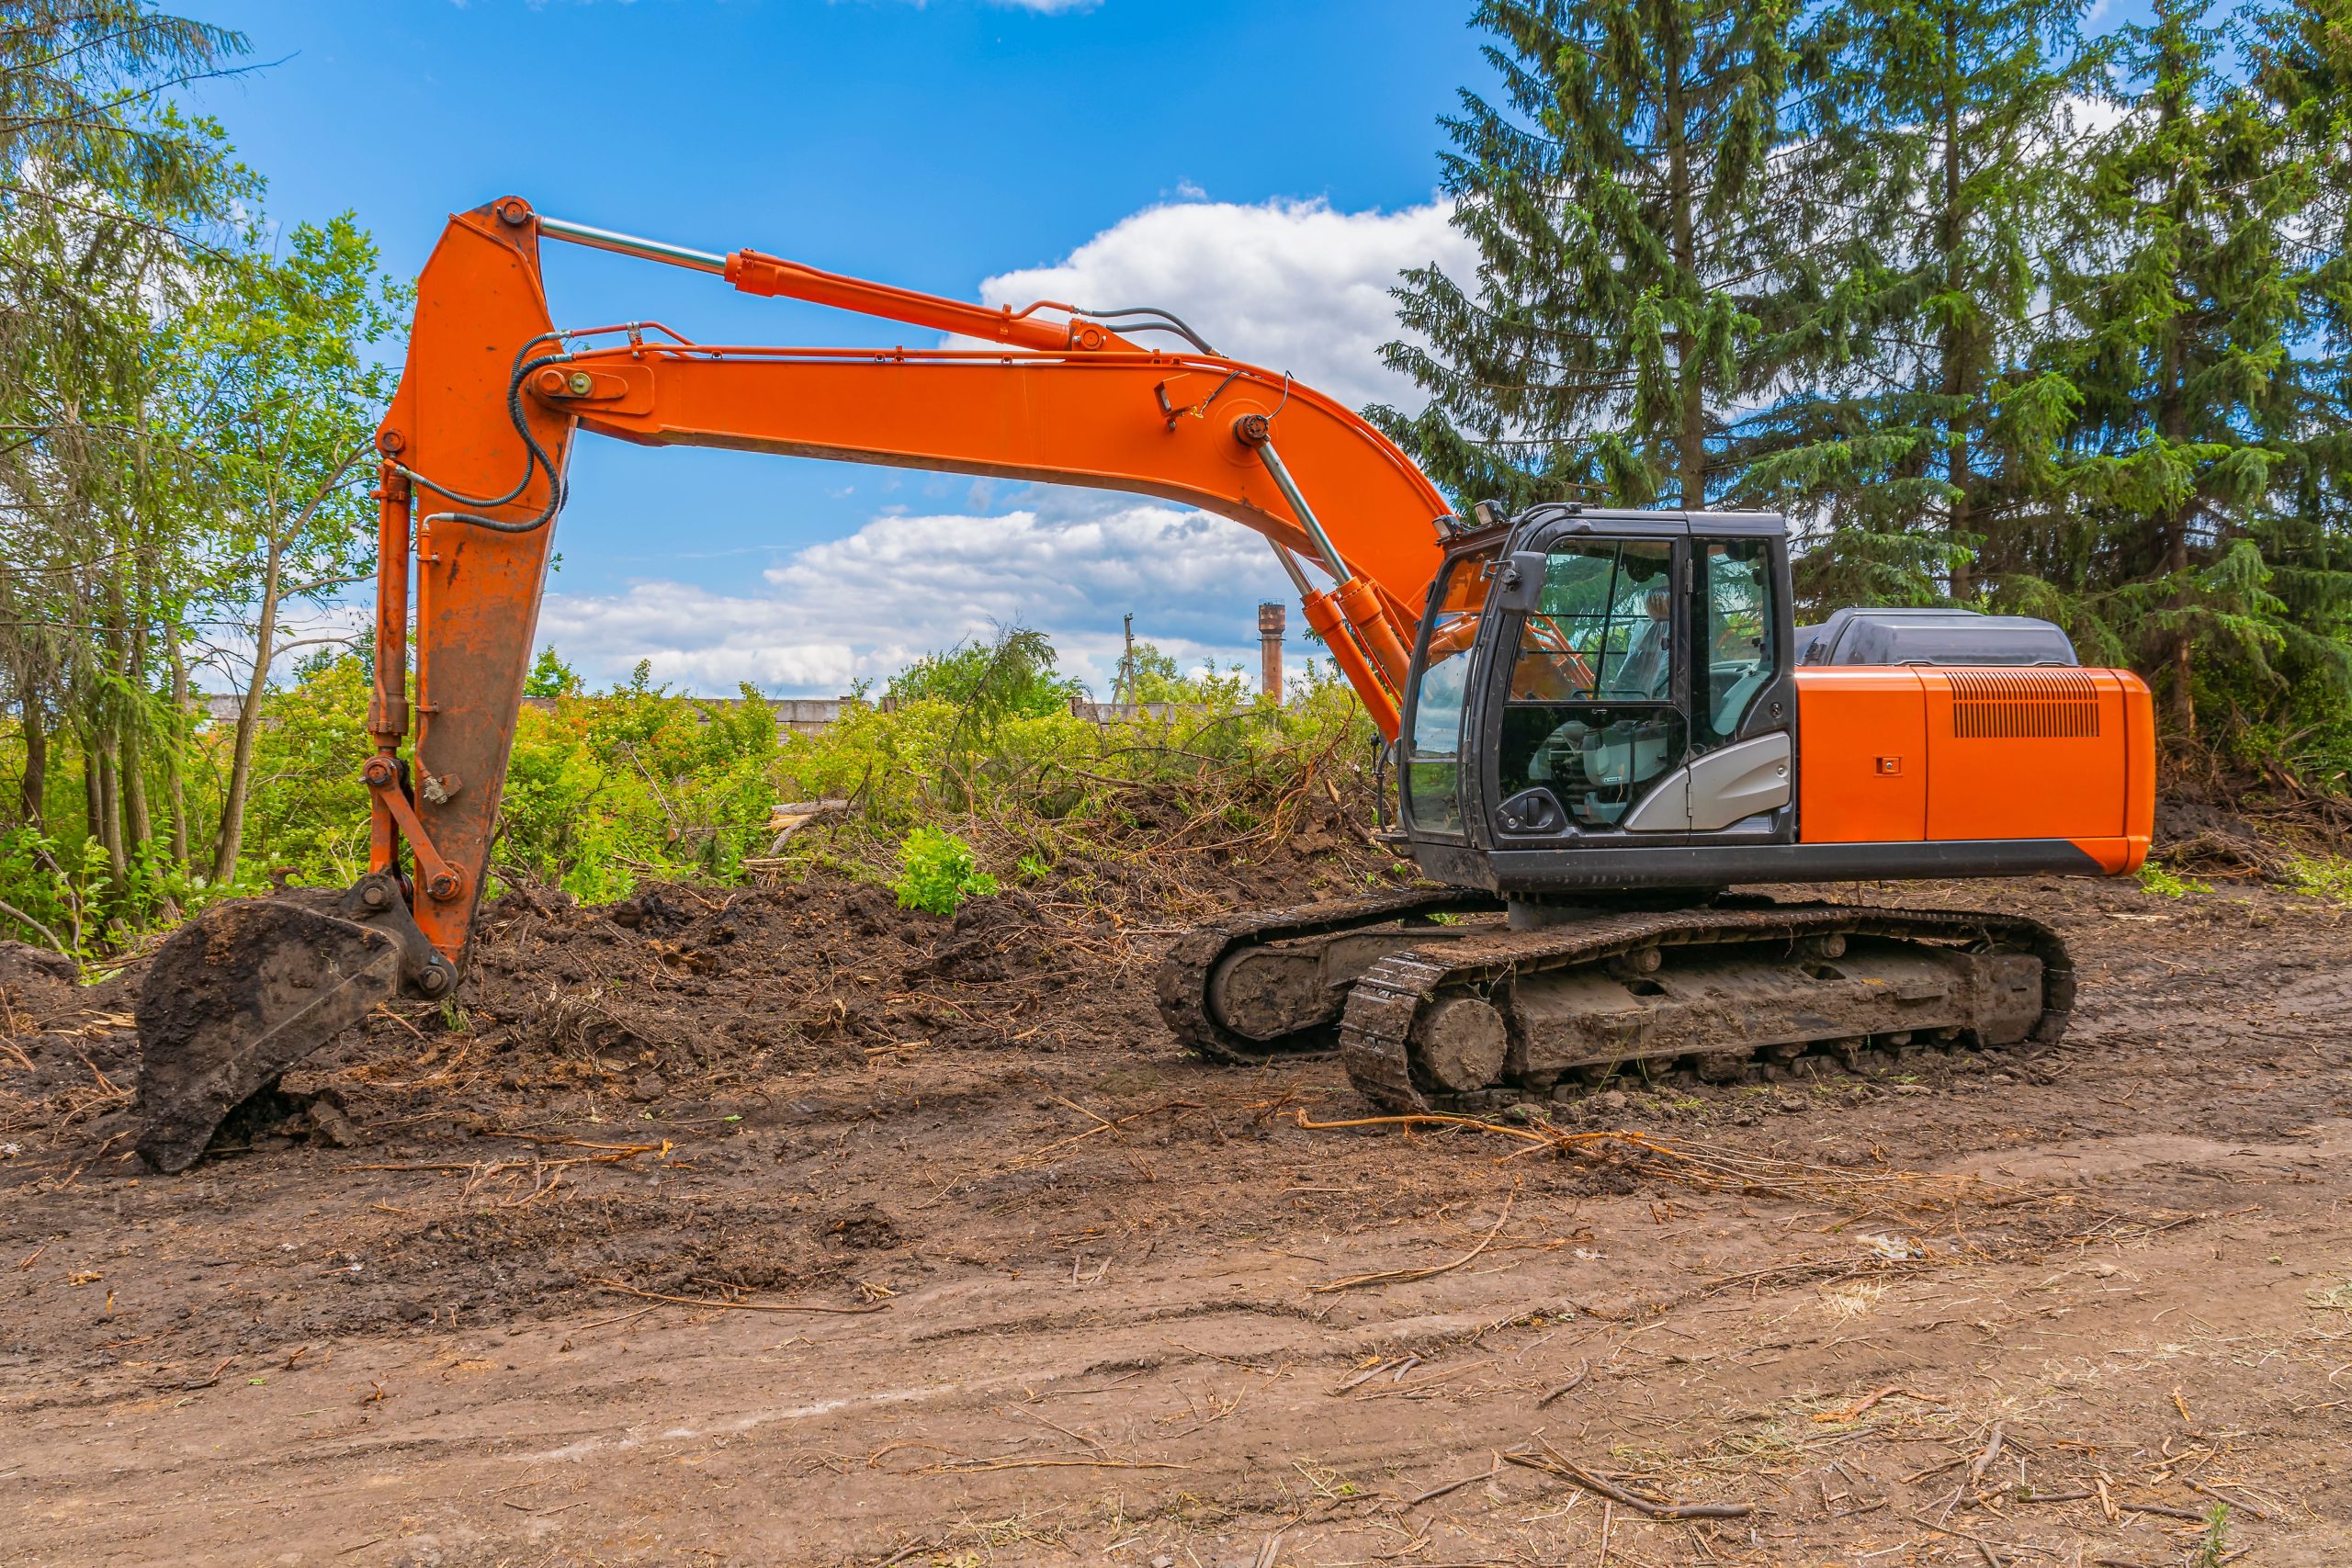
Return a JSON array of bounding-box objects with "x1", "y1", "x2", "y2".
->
[{"x1": 392, "y1": 332, "x2": 571, "y2": 536}]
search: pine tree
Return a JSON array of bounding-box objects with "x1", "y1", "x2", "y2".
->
[
  {"x1": 1733, "y1": 0, "x2": 2094, "y2": 608},
  {"x1": 1373, "y1": 0, "x2": 1796, "y2": 511},
  {"x1": 2240, "y1": 0, "x2": 2352, "y2": 777},
  {"x1": 2036, "y1": 0, "x2": 2333, "y2": 736}
]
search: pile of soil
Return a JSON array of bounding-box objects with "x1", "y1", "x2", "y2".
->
[
  {"x1": 302, "y1": 815, "x2": 1398, "y2": 1130},
  {"x1": 0, "y1": 941, "x2": 136, "y2": 1145}
]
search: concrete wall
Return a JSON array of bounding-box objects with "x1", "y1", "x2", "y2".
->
[{"x1": 191, "y1": 692, "x2": 1224, "y2": 736}]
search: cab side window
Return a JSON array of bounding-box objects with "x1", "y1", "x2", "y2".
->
[
  {"x1": 1506, "y1": 540, "x2": 1676, "y2": 703},
  {"x1": 1700, "y1": 539, "x2": 1778, "y2": 743}
]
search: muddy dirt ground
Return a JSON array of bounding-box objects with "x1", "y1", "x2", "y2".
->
[{"x1": 4, "y1": 850, "x2": 2351, "y2": 1567}]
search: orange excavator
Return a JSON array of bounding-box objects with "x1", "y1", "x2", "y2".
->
[{"x1": 130, "y1": 197, "x2": 2155, "y2": 1170}]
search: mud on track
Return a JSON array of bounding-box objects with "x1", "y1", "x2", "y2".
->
[{"x1": 4, "y1": 860, "x2": 2351, "y2": 1566}]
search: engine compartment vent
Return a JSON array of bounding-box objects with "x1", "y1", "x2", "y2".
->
[{"x1": 1949, "y1": 668, "x2": 2101, "y2": 739}]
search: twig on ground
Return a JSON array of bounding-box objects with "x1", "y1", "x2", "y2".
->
[
  {"x1": 1503, "y1": 1438, "x2": 1752, "y2": 1520},
  {"x1": 588, "y1": 1280, "x2": 888, "y2": 1315},
  {"x1": 1816, "y1": 1384, "x2": 1942, "y2": 1422},
  {"x1": 1407, "y1": 1456, "x2": 1504, "y2": 1506},
  {"x1": 916, "y1": 1456, "x2": 1187, "y2": 1474},
  {"x1": 1536, "y1": 1360, "x2": 1590, "y2": 1407},
  {"x1": 1969, "y1": 1423, "x2": 2006, "y2": 1485},
  {"x1": 1311, "y1": 1189, "x2": 1516, "y2": 1292},
  {"x1": 1907, "y1": 1511, "x2": 2007, "y2": 1566},
  {"x1": 2184, "y1": 1477, "x2": 2267, "y2": 1520}
]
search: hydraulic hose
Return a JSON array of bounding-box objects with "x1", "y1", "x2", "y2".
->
[{"x1": 394, "y1": 333, "x2": 571, "y2": 536}]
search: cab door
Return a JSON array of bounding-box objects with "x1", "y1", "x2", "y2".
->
[
  {"x1": 1664, "y1": 535, "x2": 1797, "y2": 836},
  {"x1": 1476, "y1": 532, "x2": 1692, "y2": 841},
  {"x1": 1398, "y1": 546, "x2": 1501, "y2": 840}
]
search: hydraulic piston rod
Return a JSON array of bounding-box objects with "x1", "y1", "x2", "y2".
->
[{"x1": 536, "y1": 212, "x2": 729, "y2": 274}]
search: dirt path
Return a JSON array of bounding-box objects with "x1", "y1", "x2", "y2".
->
[{"x1": 5, "y1": 873, "x2": 2350, "y2": 1565}]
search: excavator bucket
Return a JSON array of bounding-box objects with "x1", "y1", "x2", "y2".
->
[{"x1": 133, "y1": 877, "x2": 446, "y2": 1172}]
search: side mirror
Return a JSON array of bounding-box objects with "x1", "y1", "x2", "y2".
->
[{"x1": 1493, "y1": 551, "x2": 1548, "y2": 613}]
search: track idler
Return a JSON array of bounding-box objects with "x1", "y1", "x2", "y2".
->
[
  {"x1": 1155, "y1": 888, "x2": 1504, "y2": 1062},
  {"x1": 132, "y1": 872, "x2": 456, "y2": 1172}
]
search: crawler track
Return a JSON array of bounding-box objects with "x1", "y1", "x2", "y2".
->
[
  {"x1": 1155, "y1": 888, "x2": 1504, "y2": 1063},
  {"x1": 1339, "y1": 902, "x2": 2073, "y2": 1112}
]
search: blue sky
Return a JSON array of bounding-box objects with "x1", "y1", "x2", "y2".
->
[{"x1": 182, "y1": 0, "x2": 1498, "y2": 694}]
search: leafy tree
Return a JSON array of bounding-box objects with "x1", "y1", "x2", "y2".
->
[
  {"x1": 1125, "y1": 642, "x2": 1254, "y2": 705},
  {"x1": 0, "y1": 5, "x2": 246, "y2": 909},
  {"x1": 524, "y1": 647, "x2": 583, "y2": 699},
  {"x1": 1375, "y1": 0, "x2": 1797, "y2": 510},
  {"x1": 185, "y1": 212, "x2": 405, "y2": 882},
  {"x1": 885, "y1": 626, "x2": 1085, "y2": 722}
]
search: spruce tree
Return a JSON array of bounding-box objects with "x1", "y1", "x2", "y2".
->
[
  {"x1": 1374, "y1": 0, "x2": 1795, "y2": 511},
  {"x1": 2038, "y1": 0, "x2": 2333, "y2": 735},
  {"x1": 2241, "y1": 0, "x2": 2352, "y2": 773},
  {"x1": 1733, "y1": 0, "x2": 2093, "y2": 607}
]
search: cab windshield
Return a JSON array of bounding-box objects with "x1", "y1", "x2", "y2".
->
[{"x1": 1498, "y1": 537, "x2": 1682, "y2": 830}]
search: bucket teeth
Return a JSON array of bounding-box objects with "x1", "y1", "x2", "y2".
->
[{"x1": 133, "y1": 892, "x2": 411, "y2": 1173}]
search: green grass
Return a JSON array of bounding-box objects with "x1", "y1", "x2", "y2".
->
[
  {"x1": 2191, "y1": 1503, "x2": 2232, "y2": 1567},
  {"x1": 2280, "y1": 852, "x2": 2352, "y2": 904},
  {"x1": 2138, "y1": 858, "x2": 2211, "y2": 897}
]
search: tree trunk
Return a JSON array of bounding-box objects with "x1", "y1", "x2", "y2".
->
[
  {"x1": 1664, "y1": 17, "x2": 1707, "y2": 509},
  {"x1": 2154, "y1": 34, "x2": 2195, "y2": 734},
  {"x1": 212, "y1": 533, "x2": 284, "y2": 884},
  {"x1": 122, "y1": 625, "x2": 154, "y2": 853},
  {"x1": 164, "y1": 627, "x2": 189, "y2": 864},
  {"x1": 120, "y1": 723, "x2": 152, "y2": 849},
  {"x1": 17, "y1": 688, "x2": 44, "y2": 827},
  {"x1": 1939, "y1": 8, "x2": 1974, "y2": 604},
  {"x1": 94, "y1": 733, "x2": 127, "y2": 882}
]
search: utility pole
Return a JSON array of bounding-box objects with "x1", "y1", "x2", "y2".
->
[
  {"x1": 1116, "y1": 613, "x2": 1136, "y2": 707},
  {"x1": 1258, "y1": 603, "x2": 1285, "y2": 704}
]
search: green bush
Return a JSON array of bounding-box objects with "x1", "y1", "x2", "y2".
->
[
  {"x1": 890, "y1": 827, "x2": 998, "y2": 917},
  {"x1": 2136, "y1": 858, "x2": 2210, "y2": 898},
  {"x1": 2281, "y1": 852, "x2": 2352, "y2": 905},
  {"x1": 0, "y1": 626, "x2": 1392, "y2": 953}
]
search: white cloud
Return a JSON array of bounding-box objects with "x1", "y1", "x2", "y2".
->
[
  {"x1": 537, "y1": 496, "x2": 1298, "y2": 695},
  {"x1": 537, "y1": 193, "x2": 1478, "y2": 694},
  {"x1": 977, "y1": 195, "x2": 1474, "y2": 413}
]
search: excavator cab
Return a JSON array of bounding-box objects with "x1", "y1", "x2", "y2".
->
[{"x1": 1398, "y1": 507, "x2": 1796, "y2": 888}]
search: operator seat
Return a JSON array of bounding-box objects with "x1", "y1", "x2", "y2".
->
[{"x1": 1610, "y1": 590, "x2": 1674, "y2": 700}]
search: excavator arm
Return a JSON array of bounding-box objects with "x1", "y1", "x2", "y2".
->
[{"x1": 131, "y1": 196, "x2": 1460, "y2": 1169}]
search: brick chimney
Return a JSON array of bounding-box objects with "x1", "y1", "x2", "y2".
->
[{"x1": 1258, "y1": 602, "x2": 1285, "y2": 703}]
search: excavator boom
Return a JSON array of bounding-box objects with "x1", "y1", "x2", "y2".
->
[{"x1": 132, "y1": 195, "x2": 1456, "y2": 1168}]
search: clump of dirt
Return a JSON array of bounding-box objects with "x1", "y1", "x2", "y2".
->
[
  {"x1": 0, "y1": 953, "x2": 137, "y2": 1141},
  {"x1": 0, "y1": 939, "x2": 75, "y2": 1009}
]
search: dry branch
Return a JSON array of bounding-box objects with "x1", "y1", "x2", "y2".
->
[{"x1": 1310, "y1": 1190, "x2": 1516, "y2": 1292}]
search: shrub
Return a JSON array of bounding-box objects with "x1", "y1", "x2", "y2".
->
[
  {"x1": 890, "y1": 827, "x2": 998, "y2": 917},
  {"x1": 2136, "y1": 859, "x2": 2209, "y2": 898},
  {"x1": 2280, "y1": 852, "x2": 2352, "y2": 905}
]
